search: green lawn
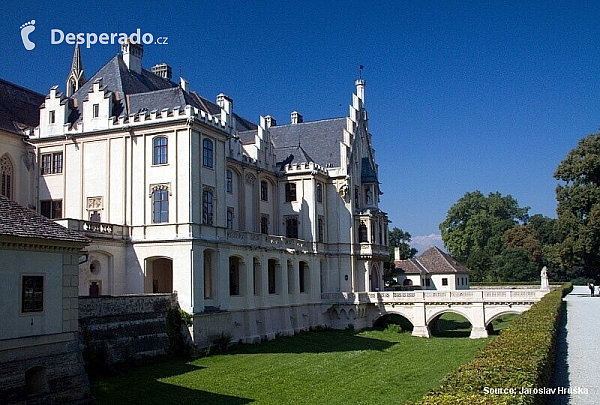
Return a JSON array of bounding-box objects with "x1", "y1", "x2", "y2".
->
[{"x1": 92, "y1": 326, "x2": 495, "y2": 405}]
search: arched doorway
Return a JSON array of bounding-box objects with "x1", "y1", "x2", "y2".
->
[
  {"x1": 145, "y1": 257, "x2": 173, "y2": 293},
  {"x1": 370, "y1": 265, "x2": 381, "y2": 291}
]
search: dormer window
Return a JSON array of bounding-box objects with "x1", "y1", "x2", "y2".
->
[
  {"x1": 49, "y1": 110, "x2": 55, "y2": 124},
  {"x1": 93, "y1": 104, "x2": 99, "y2": 118}
]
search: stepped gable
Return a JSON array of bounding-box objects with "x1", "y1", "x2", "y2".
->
[{"x1": 239, "y1": 117, "x2": 346, "y2": 168}]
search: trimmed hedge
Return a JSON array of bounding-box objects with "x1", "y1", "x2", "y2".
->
[{"x1": 415, "y1": 283, "x2": 572, "y2": 405}]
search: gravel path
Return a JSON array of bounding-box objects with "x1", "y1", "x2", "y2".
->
[{"x1": 550, "y1": 285, "x2": 600, "y2": 404}]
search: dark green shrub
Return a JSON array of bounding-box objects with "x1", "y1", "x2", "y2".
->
[
  {"x1": 415, "y1": 283, "x2": 572, "y2": 405},
  {"x1": 166, "y1": 308, "x2": 192, "y2": 356}
]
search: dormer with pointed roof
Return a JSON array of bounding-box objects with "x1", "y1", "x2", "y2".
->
[{"x1": 66, "y1": 43, "x2": 86, "y2": 97}]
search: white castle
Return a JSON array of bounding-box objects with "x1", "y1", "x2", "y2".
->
[{"x1": 1, "y1": 41, "x2": 389, "y2": 346}]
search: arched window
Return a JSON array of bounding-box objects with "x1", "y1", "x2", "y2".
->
[
  {"x1": 358, "y1": 221, "x2": 368, "y2": 243},
  {"x1": 316, "y1": 182, "x2": 323, "y2": 203},
  {"x1": 1, "y1": 155, "x2": 13, "y2": 200},
  {"x1": 152, "y1": 188, "x2": 169, "y2": 223},
  {"x1": 153, "y1": 136, "x2": 168, "y2": 165},
  {"x1": 203, "y1": 138, "x2": 213, "y2": 168},
  {"x1": 203, "y1": 189, "x2": 214, "y2": 225}
]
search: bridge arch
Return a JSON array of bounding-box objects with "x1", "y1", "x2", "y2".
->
[
  {"x1": 426, "y1": 308, "x2": 475, "y2": 328},
  {"x1": 372, "y1": 309, "x2": 415, "y2": 331},
  {"x1": 485, "y1": 309, "x2": 523, "y2": 327}
]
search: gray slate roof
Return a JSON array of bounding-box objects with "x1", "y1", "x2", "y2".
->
[
  {"x1": 0, "y1": 196, "x2": 89, "y2": 244},
  {"x1": 68, "y1": 55, "x2": 257, "y2": 132},
  {"x1": 0, "y1": 79, "x2": 45, "y2": 135},
  {"x1": 239, "y1": 117, "x2": 346, "y2": 168},
  {"x1": 395, "y1": 246, "x2": 470, "y2": 275}
]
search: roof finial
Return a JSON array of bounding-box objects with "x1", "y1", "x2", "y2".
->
[
  {"x1": 66, "y1": 41, "x2": 85, "y2": 97},
  {"x1": 359, "y1": 64, "x2": 364, "y2": 80}
]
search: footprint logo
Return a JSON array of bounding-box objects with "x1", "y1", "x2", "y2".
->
[{"x1": 20, "y1": 20, "x2": 36, "y2": 51}]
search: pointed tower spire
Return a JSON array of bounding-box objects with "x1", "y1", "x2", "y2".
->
[{"x1": 66, "y1": 42, "x2": 86, "y2": 97}]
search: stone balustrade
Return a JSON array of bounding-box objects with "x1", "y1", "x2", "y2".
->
[
  {"x1": 226, "y1": 229, "x2": 312, "y2": 252},
  {"x1": 55, "y1": 219, "x2": 130, "y2": 240},
  {"x1": 321, "y1": 288, "x2": 547, "y2": 304}
]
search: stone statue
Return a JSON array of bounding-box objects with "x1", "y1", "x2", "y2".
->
[{"x1": 540, "y1": 266, "x2": 549, "y2": 290}]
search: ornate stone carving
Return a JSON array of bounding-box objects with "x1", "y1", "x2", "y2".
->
[
  {"x1": 245, "y1": 173, "x2": 256, "y2": 185},
  {"x1": 149, "y1": 183, "x2": 170, "y2": 197},
  {"x1": 87, "y1": 196, "x2": 103, "y2": 210}
]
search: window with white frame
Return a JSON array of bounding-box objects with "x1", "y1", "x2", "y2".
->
[
  {"x1": 203, "y1": 138, "x2": 214, "y2": 168},
  {"x1": 153, "y1": 136, "x2": 168, "y2": 165},
  {"x1": 152, "y1": 189, "x2": 169, "y2": 223}
]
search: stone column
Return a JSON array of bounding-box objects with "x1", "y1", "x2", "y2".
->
[
  {"x1": 411, "y1": 302, "x2": 430, "y2": 338},
  {"x1": 191, "y1": 245, "x2": 205, "y2": 314},
  {"x1": 469, "y1": 303, "x2": 488, "y2": 339}
]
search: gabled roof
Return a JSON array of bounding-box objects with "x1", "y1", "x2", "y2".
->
[
  {"x1": 66, "y1": 54, "x2": 258, "y2": 131},
  {"x1": 0, "y1": 78, "x2": 45, "y2": 135},
  {"x1": 395, "y1": 246, "x2": 470, "y2": 275},
  {"x1": 239, "y1": 117, "x2": 346, "y2": 168},
  {"x1": 0, "y1": 196, "x2": 89, "y2": 244}
]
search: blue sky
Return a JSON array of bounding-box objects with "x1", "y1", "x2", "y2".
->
[{"x1": 2, "y1": 1, "x2": 600, "y2": 251}]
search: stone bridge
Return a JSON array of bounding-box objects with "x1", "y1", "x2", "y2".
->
[{"x1": 322, "y1": 288, "x2": 551, "y2": 338}]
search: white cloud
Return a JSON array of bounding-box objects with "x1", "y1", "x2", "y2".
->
[{"x1": 411, "y1": 234, "x2": 445, "y2": 254}]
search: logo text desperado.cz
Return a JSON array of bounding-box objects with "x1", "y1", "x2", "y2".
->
[{"x1": 51, "y1": 29, "x2": 168, "y2": 48}]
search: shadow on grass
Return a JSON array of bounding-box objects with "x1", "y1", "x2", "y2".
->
[
  {"x1": 226, "y1": 330, "x2": 395, "y2": 355},
  {"x1": 429, "y1": 317, "x2": 472, "y2": 338},
  {"x1": 93, "y1": 360, "x2": 254, "y2": 405}
]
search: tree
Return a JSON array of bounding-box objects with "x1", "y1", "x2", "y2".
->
[
  {"x1": 388, "y1": 227, "x2": 418, "y2": 260},
  {"x1": 554, "y1": 133, "x2": 600, "y2": 280},
  {"x1": 439, "y1": 191, "x2": 529, "y2": 281},
  {"x1": 502, "y1": 225, "x2": 542, "y2": 264},
  {"x1": 385, "y1": 228, "x2": 417, "y2": 283},
  {"x1": 492, "y1": 248, "x2": 538, "y2": 282}
]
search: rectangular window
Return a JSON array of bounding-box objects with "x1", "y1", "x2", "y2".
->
[
  {"x1": 152, "y1": 189, "x2": 169, "y2": 223},
  {"x1": 354, "y1": 188, "x2": 359, "y2": 207},
  {"x1": 22, "y1": 276, "x2": 44, "y2": 312},
  {"x1": 285, "y1": 182, "x2": 296, "y2": 202},
  {"x1": 153, "y1": 137, "x2": 168, "y2": 165},
  {"x1": 260, "y1": 181, "x2": 268, "y2": 201},
  {"x1": 93, "y1": 104, "x2": 99, "y2": 118},
  {"x1": 53, "y1": 152, "x2": 63, "y2": 174},
  {"x1": 425, "y1": 279, "x2": 431, "y2": 287},
  {"x1": 41, "y1": 152, "x2": 63, "y2": 174},
  {"x1": 40, "y1": 199, "x2": 62, "y2": 219},
  {"x1": 49, "y1": 110, "x2": 55, "y2": 124},
  {"x1": 285, "y1": 216, "x2": 298, "y2": 239},
  {"x1": 260, "y1": 214, "x2": 269, "y2": 235},
  {"x1": 226, "y1": 170, "x2": 233, "y2": 193},
  {"x1": 203, "y1": 139, "x2": 214, "y2": 168},
  {"x1": 203, "y1": 189, "x2": 214, "y2": 225},
  {"x1": 40, "y1": 154, "x2": 52, "y2": 175},
  {"x1": 227, "y1": 207, "x2": 234, "y2": 229},
  {"x1": 318, "y1": 216, "x2": 324, "y2": 243},
  {"x1": 442, "y1": 278, "x2": 448, "y2": 286}
]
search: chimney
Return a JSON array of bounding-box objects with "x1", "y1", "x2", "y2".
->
[
  {"x1": 121, "y1": 39, "x2": 144, "y2": 74},
  {"x1": 394, "y1": 247, "x2": 401, "y2": 261},
  {"x1": 180, "y1": 77, "x2": 189, "y2": 92},
  {"x1": 290, "y1": 111, "x2": 303, "y2": 124},
  {"x1": 151, "y1": 63, "x2": 172, "y2": 80},
  {"x1": 216, "y1": 93, "x2": 233, "y2": 114},
  {"x1": 355, "y1": 79, "x2": 365, "y2": 104},
  {"x1": 265, "y1": 115, "x2": 276, "y2": 127}
]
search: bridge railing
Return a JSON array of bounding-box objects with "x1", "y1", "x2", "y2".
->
[{"x1": 321, "y1": 289, "x2": 547, "y2": 304}]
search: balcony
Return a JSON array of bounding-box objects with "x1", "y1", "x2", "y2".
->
[{"x1": 55, "y1": 218, "x2": 130, "y2": 240}]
